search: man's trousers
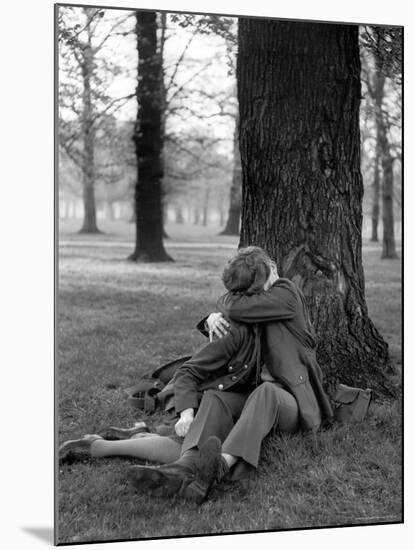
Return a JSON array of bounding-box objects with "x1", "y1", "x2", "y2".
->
[{"x1": 181, "y1": 382, "x2": 299, "y2": 473}]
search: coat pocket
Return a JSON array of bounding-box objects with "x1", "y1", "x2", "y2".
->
[
  {"x1": 278, "y1": 364, "x2": 309, "y2": 387},
  {"x1": 279, "y1": 367, "x2": 322, "y2": 430}
]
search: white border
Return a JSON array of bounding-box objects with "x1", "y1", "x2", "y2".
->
[{"x1": 1, "y1": 0, "x2": 410, "y2": 548}]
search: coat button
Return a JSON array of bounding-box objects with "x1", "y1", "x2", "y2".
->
[
  {"x1": 231, "y1": 375, "x2": 237, "y2": 381},
  {"x1": 228, "y1": 365, "x2": 233, "y2": 372},
  {"x1": 218, "y1": 384, "x2": 224, "y2": 390},
  {"x1": 244, "y1": 364, "x2": 248, "y2": 369}
]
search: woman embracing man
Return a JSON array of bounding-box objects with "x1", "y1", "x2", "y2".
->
[{"x1": 59, "y1": 246, "x2": 333, "y2": 504}]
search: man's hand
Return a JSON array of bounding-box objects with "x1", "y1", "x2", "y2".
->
[
  {"x1": 175, "y1": 408, "x2": 194, "y2": 437},
  {"x1": 206, "y1": 312, "x2": 231, "y2": 339}
]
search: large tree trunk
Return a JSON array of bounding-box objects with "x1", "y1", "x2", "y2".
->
[
  {"x1": 237, "y1": 19, "x2": 393, "y2": 395},
  {"x1": 79, "y1": 20, "x2": 99, "y2": 234},
  {"x1": 220, "y1": 115, "x2": 242, "y2": 235},
  {"x1": 129, "y1": 11, "x2": 172, "y2": 262}
]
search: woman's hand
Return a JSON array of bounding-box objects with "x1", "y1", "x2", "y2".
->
[
  {"x1": 175, "y1": 408, "x2": 194, "y2": 437},
  {"x1": 263, "y1": 261, "x2": 279, "y2": 291},
  {"x1": 206, "y1": 312, "x2": 231, "y2": 339}
]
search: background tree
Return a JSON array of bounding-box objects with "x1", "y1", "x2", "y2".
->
[
  {"x1": 59, "y1": 6, "x2": 134, "y2": 232},
  {"x1": 59, "y1": 9, "x2": 239, "y2": 236},
  {"x1": 128, "y1": 12, "x2": 237, "y2": 259},
  {"x1": 129, "y1": 11, "x2": 172, "y2": 262},
  {"x1": 360, "y1": 26, "x2": 402, "y2": 258},
  {"x1": 163, "y1": 124, "x2": 232, "y2": 227},
  {"x1": 220, "y1": 112, "x2": 242, "y2": 235},
  {"x1": 164, "y1": 14, "x2": 238, "y2": 233},
  {"x1": 359, "y1": 57, "x2": 380, "y2": 242},
  {"x1": 59, "y1": 116, "x2": 135, "y2": 222},
  {"x1": 237, "y1": 19, "x2": 394, "y2": 395},
  {"x1": 371, "y1": 137, "x2": 381, "y2": 242},
  {"x1": 94, "y1": 116, "x2": 135, "y2": 220}
]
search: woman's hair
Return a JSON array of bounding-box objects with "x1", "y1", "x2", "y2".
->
[{"x1": 222, "y1": 246, "x2": 274, "y2": 295}]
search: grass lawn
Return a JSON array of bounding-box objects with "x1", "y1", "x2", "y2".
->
[{"x1": 57, "y1": 222, "x2": 402, "y2": 544}]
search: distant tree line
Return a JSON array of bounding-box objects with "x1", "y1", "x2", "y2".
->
[
  {"x1": 58, "y1": 7, "x2": 402, "y2": 394},
  {"x1": 58, "y1": 8, "x2": 401, "y2": 264}
]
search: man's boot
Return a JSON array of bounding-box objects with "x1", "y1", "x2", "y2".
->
[
  {"x1": 126, "y1": 449, "x2": 198, "y2": 497},
  {"x1": 183, "y1": 436, "x2": 229, "y2": 504}
]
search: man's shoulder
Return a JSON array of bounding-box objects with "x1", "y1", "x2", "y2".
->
[
  {"x1": 273, "y1": 278, "x2": 299, "y2": 296},
  {"x1": 227, "y1": 320, "x2": 254, "y2": 339}
]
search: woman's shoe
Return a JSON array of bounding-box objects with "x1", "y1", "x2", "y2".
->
[
  {"x1": 99, "y1": 422, "x2": 149, "y2": 440},
  {"x1": 59, "y1": 434, "x2": 103, "y2": 464}
]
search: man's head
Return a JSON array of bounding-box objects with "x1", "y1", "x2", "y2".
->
[{"x1": 222, "y1": 246, "x2": 279, "y2": 295}]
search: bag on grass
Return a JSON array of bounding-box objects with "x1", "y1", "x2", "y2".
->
[
  {"x1": 124, "y1": 355, "x2": 192, "y2": 413},
  {"x1": 333, "y1": 383, "x2": 372, "y2": 423}
]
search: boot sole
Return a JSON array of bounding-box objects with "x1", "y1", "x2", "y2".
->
[
  {"x1": 59, "y1": 439, "x2": 92, "y2": 464},
  {"x1": 127, "y1": 466, "x2": 193, "y2": 497},
  {"x1": 182, "y1": 436, "x2": 222, "y2": 504}
]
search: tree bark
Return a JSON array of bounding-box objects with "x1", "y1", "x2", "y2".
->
[
  {"x1": 220, "y1": 114, "x2": 241, "y2": 235},
  {"x1": 79, "y1": 18, "x2": 99, "y2": 234},
  {"x1": 129, "y1": 11, "x2": 172, "y2": 262},
  {"x1": 237, "y1": 19, "x2": 392, "y2": 395}
]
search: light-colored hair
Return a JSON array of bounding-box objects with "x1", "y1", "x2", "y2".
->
[{"x1": 222, "y1": 246, "x2": 274, "y2": 295}]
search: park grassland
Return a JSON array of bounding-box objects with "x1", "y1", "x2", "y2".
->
[{"x1": 57, "y1": 224, "x2": 402, "y2": 544}]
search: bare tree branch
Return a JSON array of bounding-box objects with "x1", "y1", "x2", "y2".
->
[
  {"x1": 165, "y1": 33, "x2": 197, "y2": 92},
  {"x1": 91, "y1": 94, "x2": 135, "y2": 126},
  {"x1": 64, "y1": 7, "x2": 104, "y2": 41},
  {"x1": 59, "y1": 143, "x2": 84, "y2": 170},
  {"x1": 93, "y1": 12, "x2": 134, "y2": 52},
  {"x1": 167, "y1": 59, "x2": 216, "y2": 104},
  {"x1": 166, "y1": 134, "x2": 228, "y2": 172}
]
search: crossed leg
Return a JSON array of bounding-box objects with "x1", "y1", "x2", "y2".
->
[
  {"x1": 90, "y1": 432, "x2": 182, "y2": 464},
  {"x1": 181, "y1": 382, "x2": 299, "y2": 474}
]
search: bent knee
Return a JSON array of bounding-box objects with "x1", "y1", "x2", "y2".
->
[
  {"x1": 203, "y1": 389, "x2": 223, "y2": 400},
  {"x1": 257, "y1": 381, "x2": 278, "y2": 394},
  {"x1": 252, "y1": 382, "x2": 283, "y2": 402}
]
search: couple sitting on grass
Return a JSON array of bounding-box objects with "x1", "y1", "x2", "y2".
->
[{"x1": 59, "y1": 246, "x2": 333, "y2": 504}]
